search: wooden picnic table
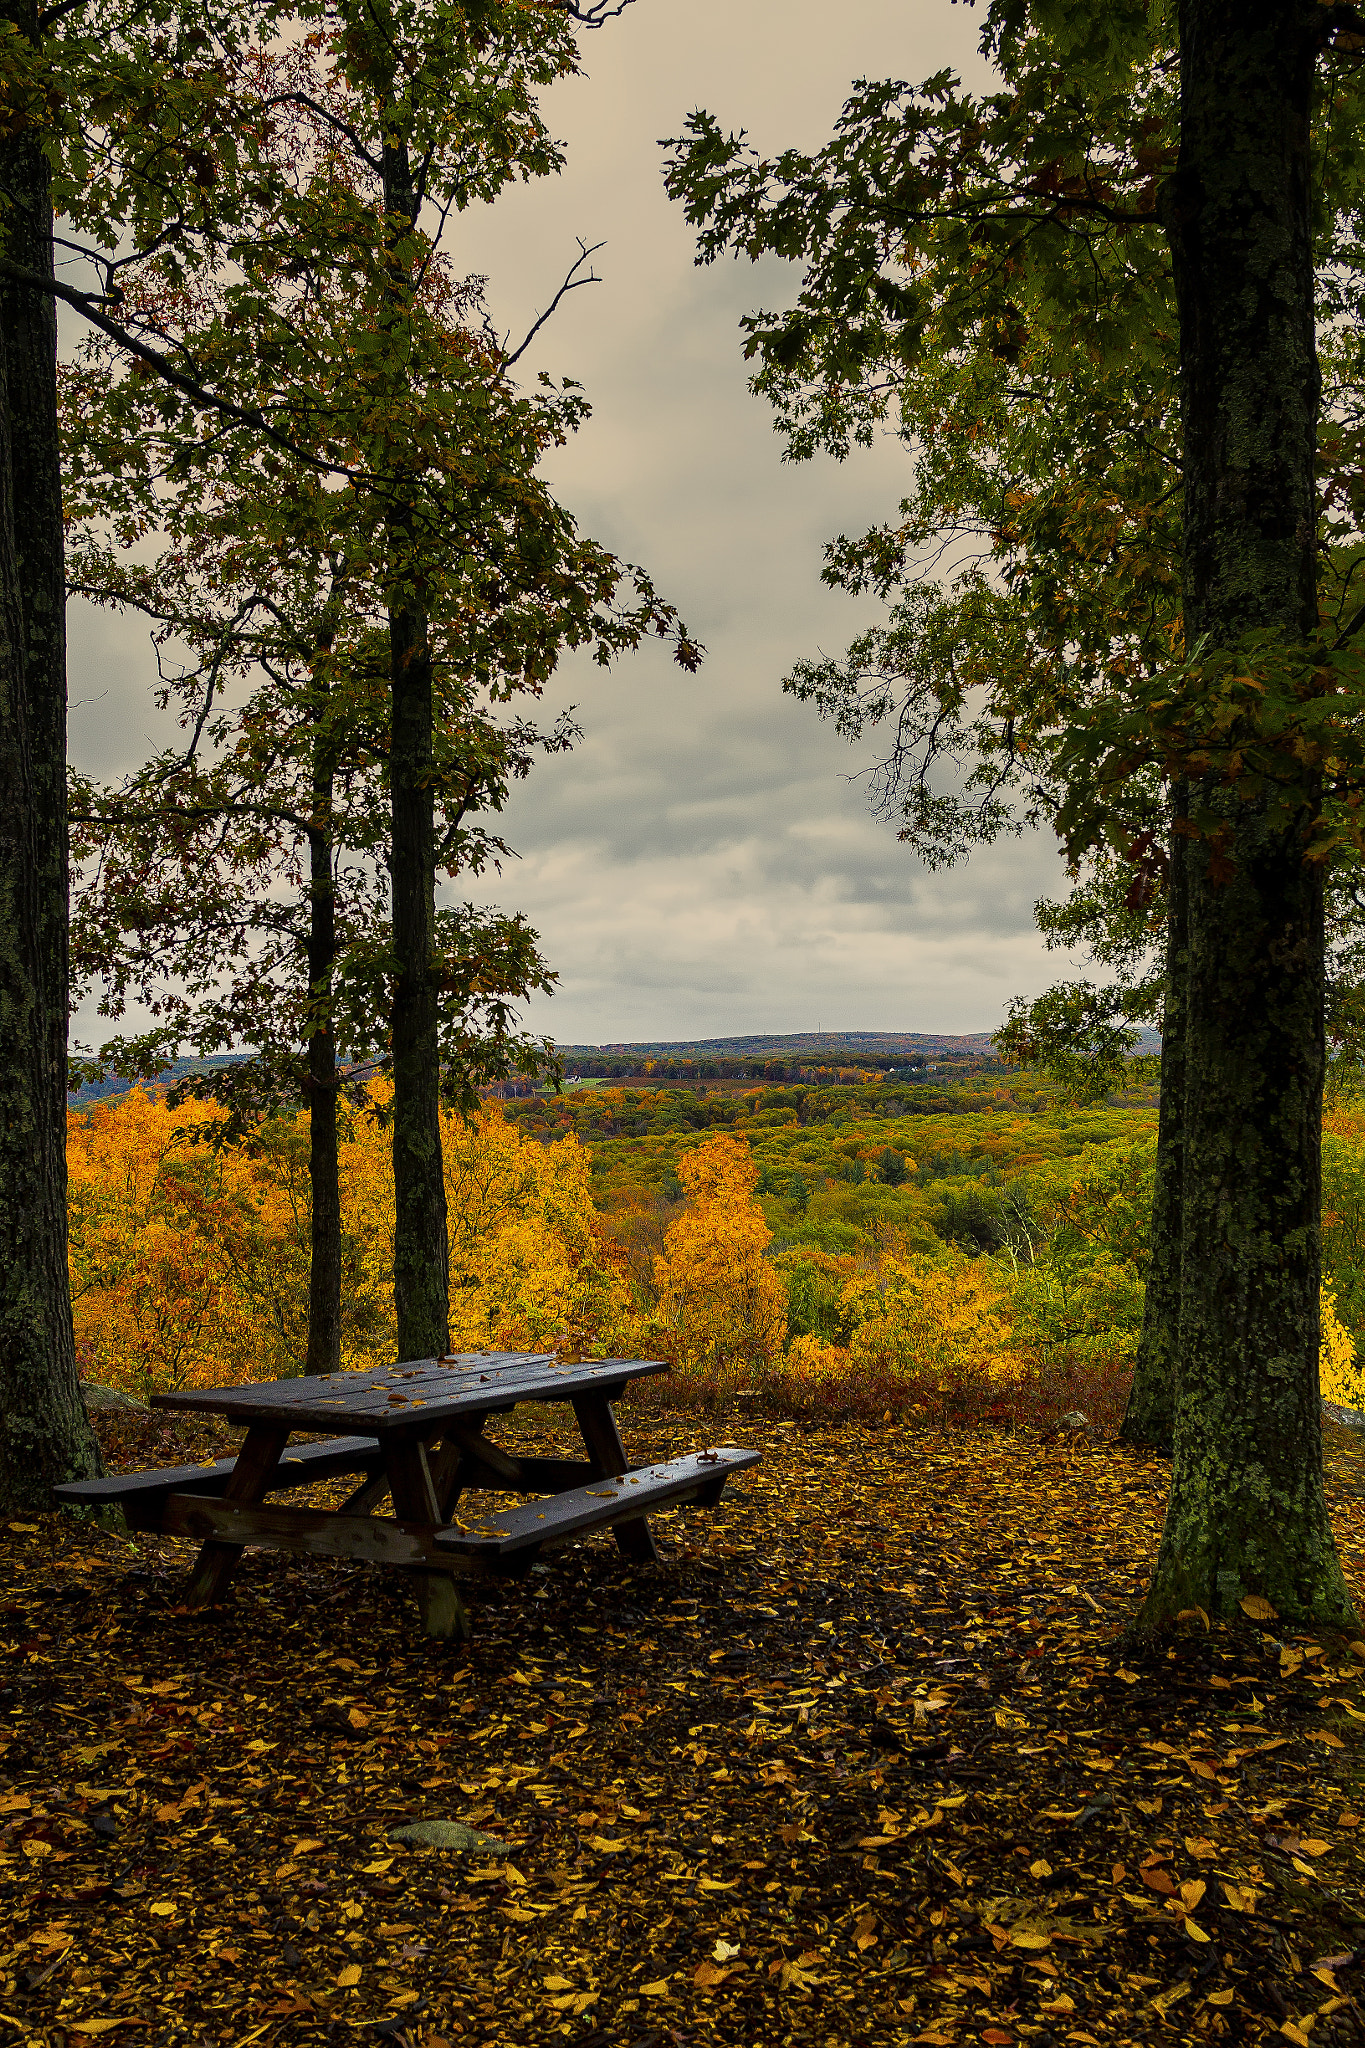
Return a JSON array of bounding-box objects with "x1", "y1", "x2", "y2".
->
[{"x1": 55, "y1": 1353, "x2": 759, "y2": 1639}]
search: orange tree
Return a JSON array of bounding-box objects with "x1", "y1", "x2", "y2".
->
[
  {"x1": 650, "y1": 1135, "x2": 786, "y2": 1377},
  {"x1": 667, "y1": 0, "x2": 1365, "y2": 1627}
]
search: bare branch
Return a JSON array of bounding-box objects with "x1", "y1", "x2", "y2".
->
[{"x1": 501, "y1": 238, "x2": 604, "y2": 368}]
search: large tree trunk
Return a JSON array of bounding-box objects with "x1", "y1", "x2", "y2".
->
[
  {"x1": 304, "y1": 716, "x2": 342, "y2": 1376},
  {"x1": 0, "y1": 0, "x2": 101, "y2": 1508},
  {"x1": 382, "y1": 133, "x2": 449, "y2": 1363},
  {"x1": 1137, "y1": 0, "x2": 1355, "y2": 1628},
  {"x1": 1120, "y1": 789, "x2": 1186, "y2": 1453}
]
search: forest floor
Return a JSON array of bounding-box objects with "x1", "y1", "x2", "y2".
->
[{"x1": 6, "y1": 1409, "x2": 1365, "y2": 2048}]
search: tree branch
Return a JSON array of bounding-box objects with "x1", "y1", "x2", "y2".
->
[
  {"x1": 0, "y1": 257, "x2": 355, "y2": 479},
  {"x1": 502, "y1": 238, "x2": 604, "y2": 368}
]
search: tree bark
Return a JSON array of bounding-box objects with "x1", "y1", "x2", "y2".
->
[
  {"x1": 1137, "y1": 0, "x2": 1355, "y2": 1628},
  {"x1": 0, "y1": 0, "x2": 101, "y2": 1508},
  {"x1": 382, "y1": 132, "x2": 449, "y2": 1363},
  {"x1": 1120, "y1": 789, "x2": 1186, "y2": 1453},
  {"x1": 304, "y1": 707, "x2": 342, "y2": 1376}
]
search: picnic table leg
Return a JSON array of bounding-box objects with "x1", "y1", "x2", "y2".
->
[
  {"x1": 570, "y1": 1393, "x2": 660, "y2": 1566},
  {"x1": 385, "y1": 1438, "x2": 470, "y2": 1641},
  {"x1": 183, "y1": 1424, "x2": 289, "y2": 1610}
]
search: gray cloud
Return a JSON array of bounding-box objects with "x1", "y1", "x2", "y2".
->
[{"x1": 69, "y1": 0, "x2": 1088, "y2": 1050}]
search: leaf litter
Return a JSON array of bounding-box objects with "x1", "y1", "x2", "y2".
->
[{"x1": 4, "y1": 1406, "x2": 1365, "y2": 2046}]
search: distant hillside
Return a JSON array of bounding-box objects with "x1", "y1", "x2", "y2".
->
[
  {"x1": 557, "y1": 1031, "x2": 999, "y2": 1062},
  {"x1": 557, "y1": 1027, "x2": 1160, "y2": 1062},
  {"x1": 68, "y1": 1053, "x2": 249, "y2": 1106}
]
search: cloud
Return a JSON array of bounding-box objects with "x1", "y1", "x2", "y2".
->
[{"x1": 68, "y1": 0, "x2": 1089, "y2": 1050}]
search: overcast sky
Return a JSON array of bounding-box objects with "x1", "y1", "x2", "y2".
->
[{"x1": 68, "y1": 0, "x2": 1089, "y2": 1049}]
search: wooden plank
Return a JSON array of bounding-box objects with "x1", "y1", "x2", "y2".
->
[
  {"x1": 338, "y1": 1470, "x2": 392, "y2": 1516},
  {"x1": 436, "y1": 1448, "x2": 761, "y2": 1560},
  {"x1": 54, "y1": 1435, "x2": 383, "y2": 1511},
  {"x1": 149, "y1": 1355, "x2": 668, "y2": 1432},
  {"x1": 160, "y1": 1495, "x2": 470, "y2": 1570},
  {"x1": 572, "y1": 1393, "x2": 659, "y2": 1565},
  {"x1": 148, "y1": 1354, "x2": 557, "y2": 1416},
  {"x1": 385, "y1": 1437, "x2": 470, "y2": 1642},
  {"x1": 183, "y1": 1423, "x2": 289, "y2": 1610},
  {"x1": 458, "y1": 1454, "x2": 596, "y2": 1495}
]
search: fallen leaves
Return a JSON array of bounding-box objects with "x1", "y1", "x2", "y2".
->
[{"x1": 5, "y1": 1409, "x2": 1365, "y2": 2048}]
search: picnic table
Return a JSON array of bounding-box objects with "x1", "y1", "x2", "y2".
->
[{"x1": 55, "y1": 1353, "x2": 759, "y2": 1638}]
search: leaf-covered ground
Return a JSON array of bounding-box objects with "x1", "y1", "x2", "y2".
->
[{"x1": 6, "y1": 1410, "x2": 1365, "y2": 2048}]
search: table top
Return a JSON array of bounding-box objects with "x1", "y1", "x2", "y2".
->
[{"x1": 150, "y1": 1354, "x2": 667, "y2": 1434}]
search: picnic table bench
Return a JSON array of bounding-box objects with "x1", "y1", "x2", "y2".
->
[{"x1": 55, "y1": 1353, "x2": 759, "y2": 1639}]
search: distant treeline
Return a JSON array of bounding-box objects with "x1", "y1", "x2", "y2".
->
[{"x1": 559, "y1": 1052, "x2": 1005, "y2": 1084}]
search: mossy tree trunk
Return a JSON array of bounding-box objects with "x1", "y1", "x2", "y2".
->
[
  {"x1": 1120, "y1": 789, "x2": 1186, "y2": 1454},
  {"x1": 382, "y1": 132, "x2": 449, "y2": 1365},
  {"x1": 0, "y1": 0, "x2": 101, "y2": 1508},
  {"x1": 1137, "y1": 0, "x2": 1355, "y2": 1629}
]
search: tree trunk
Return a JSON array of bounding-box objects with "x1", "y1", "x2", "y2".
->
[
  {"x1": 382, "y1": 132, "x2": 449, "y2": 1363},
  {"x1": 0, "y1": 0, "x2": 101, "y2": 1508},
  {"x1": 304, "y1": 714, "x2": 342, "y2": 1376},
  {"x1": 1137, "y1": 0, "x2": 1355, "y2": 1628},
  {"x1": 1120, "y1": 790, "x2": 1187, "y2": 1453}
]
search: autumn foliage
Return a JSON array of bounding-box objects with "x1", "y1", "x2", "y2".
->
[{"x1": 68, "y1": 1082, "x2": 1365, "y2": 1423}]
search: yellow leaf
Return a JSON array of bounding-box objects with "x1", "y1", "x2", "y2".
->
[
  {"x1": 1114, "y1": 1668, "x2": 1139, "y2": 1684},
  {"x1": 1029, "y1": 1859, "x2": 1054, "y2": 1880},
  {"x1": 586, "y1": 1836, "x2": 626, "y2": 1854},
  {"x1": 360, "y1": 1859, "x2": 393, "y2": 1875},
  {"x1": 1183, "y1": 1917, "x2": 1211, "y2": 1943},
  {"x1": 698, "y1": 1878, "x2": 737, "y2": 1891},
  {"x1": 694, "y1": 1961, "x2": 732, "y2": 1988},
  {"x1": 347, "y1": 1709, "x2": 369, "y2": 1731},
  {"x1": 1311, "y1": 1729, "x2": 1347, "y2": 1749},
  {"x1": 1207, "y1": 1989, "x2": 1235, "y2": 2006},
  {"x1": 1222, "y1": 1883, "x2": 1260, "y2": 1912},
  {"x1": 1040, "y1": 1996, "x2": 1076, "y2": 2015},
  {"x1": 1280, "y1": 2025, "x2": 1312, "y2": 2047},
  {"x1": 1281, "y1": 1648, "x2": 1305, "y2": 1676},
  {"x1": 1010, "y1": 1929, "x2": 1053, "y2": 1950},
  {"x1": 1179, "y1": 1879, "x2": 1206, "y2": 1910},
  {"x1": 640, "y1": 1979, "x2": 670, "y2": 1996},
  {"x1": 245, "y1": 1738, "x2": 276, "y2": 1753},
  {"x1": 1177, "y1": 1606, "x2": 1210, "y2": 1629},
  {"x1": 337, "y1": 1965, "x2": 361, "y2": 1988},
  {"x1": 7, "y1": 1522, "x2": 39, "y2": 1534},
  {"x1": 542, "y1": 1976, "x2": 574, "y2": 1991},
  {"x1": 148, "y1": 1901, "x2": 176, "y2": 1918},
  {"x1": 1240, "y1": 1594, "x2": 1278, "y2": 1620},
  {"x1": 1297, "y1": 1838, "x2": 1332, "y2": 1857}
]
